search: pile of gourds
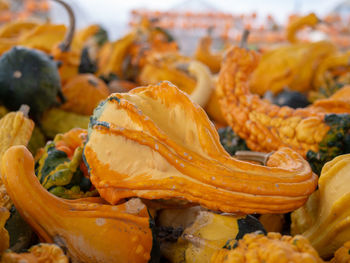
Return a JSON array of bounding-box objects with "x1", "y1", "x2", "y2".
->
[{"x1": 2, "y1": 1, "x2": 350, "y2": 262}]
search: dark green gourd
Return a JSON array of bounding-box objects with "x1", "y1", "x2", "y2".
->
[{"x1": 0, "y1": 46, "x2": 64, "y2": 119}]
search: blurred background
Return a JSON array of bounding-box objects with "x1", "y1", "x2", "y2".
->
[{"x1": 2, "y1": 0, "x2": 350, "y2": 54}]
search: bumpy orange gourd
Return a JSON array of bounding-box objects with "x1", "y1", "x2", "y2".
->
[
  {"x1": 1, "y1": 146, "x2": 154, "y2": 263},
  {"x1": 218, "y1": 44, "x2": 350, "y2": 159},
  {"x1": 61, "y1": 74, "x2": 110, "y2": 115},
  {"x1": 1, "y1": 243, "x2": 69, "y2": 263},
  {"x1": 210, "y1": 232, "x2": 324, "y2": 263},
  {"x1": 330, "y1": 241, "x2": 350, "y2": 263},
  {"x1": 84, "y1": 81, "x2": 317, "y2": 214}
]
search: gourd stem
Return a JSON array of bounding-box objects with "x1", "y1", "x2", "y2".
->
[
  {"x1": 239, "y1": 29, "x2": 250, "y2": 49},
  {"x1": 234, "y1": 151, "x2": 273, "y2": 166},
  {"x1": 51, "y1": 0, "x2": 75, "y2": 52},
  {"x1": 18, "y1": 105, "x2": 30, "y2": 117}
]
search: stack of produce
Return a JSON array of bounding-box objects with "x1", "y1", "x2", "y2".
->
[{"x1": 1, "y1": 1, "x2": 350, "y2": 262}]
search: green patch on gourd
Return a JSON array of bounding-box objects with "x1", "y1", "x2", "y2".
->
[
  {"x1": 307, "y1": 114, "x2": 350, "y2": 174},
  {"x1": 35, "y1": 141, "x2": 97, "y2": 199}
]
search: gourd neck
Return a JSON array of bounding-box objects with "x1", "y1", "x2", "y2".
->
[
  {"x1": 188, "y1": 61, "x2": 213, "y2": 108},
  {"x1": 51, "y1": 0, "x2": 75, "y2": 52},
  {"x1": 287, "y1": 13, "x2": 320, "y2": 44}
]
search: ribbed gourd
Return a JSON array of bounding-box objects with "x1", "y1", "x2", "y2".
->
[
  {"x1": 291, "y1": 154, "x2": 350, "y2": 259},
  {"x1": 83, "y1": 81, "x2": 317, "y2": 214}
]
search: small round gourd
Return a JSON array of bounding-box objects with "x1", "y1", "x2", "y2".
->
[
  {"x1": 0, "y1": 46, "x2": 63, "y2": 118},
  {"x1": 61, "y1": 74, "x2": 109, "y2": 115}
]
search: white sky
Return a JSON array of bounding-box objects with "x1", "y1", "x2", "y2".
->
[{"x1": 53, "y1": 0, "x2": 345, "y2": 38}]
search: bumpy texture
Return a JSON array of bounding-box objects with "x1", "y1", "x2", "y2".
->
[
  {"x1": 218, "y1": 45, "x2": 350, "y2": 173},
  {"x1": 0, "y1": 107, "x2": 34, "y2": 209},
  {"x1": 330, "y1": 241, "x2": 350, "y2": 263},
  {"x1": 210, "y1": 232, "x2": 324, "y2": 263},
  {"x1": 84, "y1": 81, "x2": 317, "y2": 214},
  {"x1": 1, "y1": 243, "x2": 69, "y2": 263}
]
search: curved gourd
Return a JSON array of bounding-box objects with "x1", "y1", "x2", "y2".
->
[
  {"x1": 1, "y1": 146, "x2": 153, "y2": 263},
  {"x1": 218, "y1": 44, "x2": 350, "y2": 173},
  {"x1": 84, "y1": 81, "x2": 317, "y2": 214}
]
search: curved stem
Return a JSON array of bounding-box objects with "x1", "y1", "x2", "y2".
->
[
  {"x1": 239, "y1": 29, "x2": 250, "y2": 49},
  {"x1": 234, "y1": 151, "x2": 273, "y2": 166},
  {"x1": 51, "y1": 0, "x2": 75, "y2": 52}
]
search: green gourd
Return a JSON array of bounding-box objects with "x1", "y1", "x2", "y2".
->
[{"x1": 0, "y1": 47, "x2": 64, "y2": 119}]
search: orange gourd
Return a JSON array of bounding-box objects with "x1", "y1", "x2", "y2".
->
[
  {"x1": 1, "y1": 145, "x2": 154, "y2": 263},
  {"x1": 61, "y1": 74, "x2": 109, "y2": 115},
  {"x1": 83, "y1": 81, "x2": 317, "y2": 214}
]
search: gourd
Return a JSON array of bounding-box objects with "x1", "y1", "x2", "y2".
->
[
  {"x1": 194, "y1": 34, "x2": 225, "y2": 73},
  {"x1": 0, "y1": 106, "x2": 34, "y2": 253},
  {"x1": 139, "y1": 57, "x2": 225, "y2": 122},
  {"x1": 286, "y1": 13, "x2": 320, "y2": 44},
  {"x1": 218, "y1": 34, "x2": 350, "y2": 174},
  {"x1": 0, "y1": 20, "x2": 40, "y2": 55},
  {"x1": 19, "y1": 24, "x2": 67, "y2": 53},
  {"x1": 1, "y1": 145, "x2": 155, "y2": 263},
  {"x1": 97, "y1": 18, "x2": 178, "y2": 79},
  {"x1": 1, "y1": 243, "x2": 69, "y2": 262},
  {"x1": 0, "y1": 47, "x2": 63, "y2": 119},
  {"x1": 35, "y1": 128, "x2": 97, "y2": 199},
  {"x1": 249, "y1": 13, "x2": 336, "y2": 95},
  {"x1": 97, "y1": 33, "x2": 136, "y2": 79},
  {"x1": 210, "y1": 232, "x2": 324, "y2": 263},
  {"x1": 75, "y1": 25, "x2": 108, "y2": 74},
  {"x1": 83, "y1": 81, "x2": 317, "y2": 214},
  {"x1": 0, "y1": 106, "x2": 34, "y2": 210},
  {"x1": 159, "y1": 207, "x2": 265, "y2": 263},
  {"x1": 330, "y1": 241, "x2": 350, "y2": 263},
  {"x1": 41, "y1": 108, "x2": 90, "y2": 139},
  {"x1": 291, "y1": 154, "x2": 350, "y2": 258},
  {"x1": 60, "y1": 74, "x2": 110, "y2": 115},
  {"x1": 312, "y1": 51, "x2": 350, "y2": 90}
]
